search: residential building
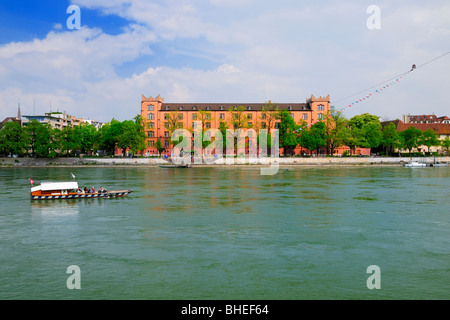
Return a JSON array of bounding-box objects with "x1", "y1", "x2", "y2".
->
[{"x1": 383, "y1": 119, "x2": 450, "y2": 153}]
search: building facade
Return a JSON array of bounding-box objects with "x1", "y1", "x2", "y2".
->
[{"x1": 140, "y1": 94, "x2": 331, "y2": 155}]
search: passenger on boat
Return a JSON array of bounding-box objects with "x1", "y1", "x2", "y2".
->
[
  {"x1": 99, "y1": 186, "x2": 107, "y2": 193},
  {"x1": 77, "y1": 188, "x2": 82, "y2": 194},
  {"x1": 84, "y1": 187, "x2": 89, "y2": 194},
  {"x1": 91, "y1": 187, "x2": 95, "y2": 193}
]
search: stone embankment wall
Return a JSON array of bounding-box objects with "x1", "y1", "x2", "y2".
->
[{"x1": 1, "y1": 156, "x2": 449, "y2": 167}]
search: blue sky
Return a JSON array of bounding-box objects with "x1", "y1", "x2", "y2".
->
[{"x1": 1, "y1": 0, "x2": 449, "y2": 122}]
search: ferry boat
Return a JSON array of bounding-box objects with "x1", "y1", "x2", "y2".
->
[{"x1": 30, "y1": 181, "x2": 132, "y2": 200}]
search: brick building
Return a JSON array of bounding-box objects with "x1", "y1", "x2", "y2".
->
[{"x1": 140, "y1": 94, "x2": 331, "y2": 156}]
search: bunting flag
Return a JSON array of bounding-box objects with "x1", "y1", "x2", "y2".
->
[
  {"x1": 29, "y1": 178, "x2": 34, "y2": 185},
  {"x1": 335, "y1": 65, "x2": 415, "y2": 113}
]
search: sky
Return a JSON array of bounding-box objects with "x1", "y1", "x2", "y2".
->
[{"x1": 0, "y1": 0, "x2": 449, "y2": 123}]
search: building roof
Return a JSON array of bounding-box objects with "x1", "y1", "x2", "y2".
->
[
  {"x1": 159, "y1": 103, "x2": 311, "y2": 112},
  {"x1": 409, "y1": 114, "x2": 438, "y2": 123}
]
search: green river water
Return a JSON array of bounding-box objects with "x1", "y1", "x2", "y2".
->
[{"x1": 0, "y1": 166, "x2": 449, "y2": 299}]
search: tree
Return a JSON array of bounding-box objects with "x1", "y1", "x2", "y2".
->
[
  {"x1": 24, "y1": 120, "x2": 42, "y2": 157},
  {"x1": 73, "y1": 123, "x2": 97, "y2": 155},
  {"x1": 34, "y1": 124, "x2": 59, "y2": 157},
  {"x1": 299, "y1": 121, "x2": 327, "y2": 155},
  {"x1": 155, "y1": 138, "x2": 165, "y2": 156},
  {"x1": 277, "y1": 109, "x2": 300, "y2": 155},
  {"x1": 0, "y1": 121, "x2": 27, "y2": 157},
  {"x1": 348, "y1": 113, "x2": 382, "y2": 151},
  {"x1": 98, "y1": 119, "x2": 123, "y2": 155},
  {"x1": 381, "y1": 122, "x2": 401, "y2": 156},
  {"x1": 400, "y1": 126, "x2": 422, "y2": 154},
  {"x1": 441, "y1": 136, "x2": 450, "y2": 155},
  {"x1": 420, "y1": 129, "x2": 440, "y2": 154},
  {"x1": 164, "y1": 111, "x2": 183, "y2": 144},
  {"x1": 59, "y1": 126, "x2": 77, "y2": 156},
  {"x1": 259, "y1": 102, "x2": 279, "y2": 130},
  {"x1": 116, "y1": 115, "x2": 146, "y2": 156},
  {"x1": 227, "y1": 106, "x2": 248, "y2": 129},
  {"x1": 323, "y1": 111, "x2": 348, "y2": 155}
]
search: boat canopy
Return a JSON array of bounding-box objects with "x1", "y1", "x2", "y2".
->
[{"x1": 31, "y1": 181, "x2": 79, "y2": 192}]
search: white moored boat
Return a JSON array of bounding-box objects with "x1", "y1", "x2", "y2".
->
[
  {"x1": 404, "y1": 161, "x2": 427, "y2": 167},
  {"x1": 30, "y1": 181, "x2": 132, "y2": 200}
]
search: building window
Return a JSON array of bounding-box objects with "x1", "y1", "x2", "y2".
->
[
  {"x1": 206, "y1": 106, "x2": 210, "y2": 110},
  {"x1": 178, "y1": 113, "x2": 183, "y2": 120},
  {"x1": 261, "y1": 122, "x2": 267, "y2": 129},
  {"x1": 177, "y1": 122, "x2": 183, "y2": 129},
  {"x1": 290, "y1": 113, "x2": 294, "y2": 119},
  {"x1": 219, "y1": 113, "x2": 225, "y2": 120},
  {"x1": 164, "y1": 140, "x2": 169, "y2": 148},
  {"x1": 318, "y1": 113, "x2": 324, "y2": 120},
  {"x1": 220, "y1": 106, "x2": 224, "y2": 111},
  {"x1": 147, "y1": 131, "x2": 155, "y2": 138},
  {"x1": 164, "y1": 113, "x2": 169, "y2": 120},
  {"x1": 192, "y1": 113, "x2": 197, "y2": 120},
  {"x1": 206, "y1": 122, "x2": 211, "y2": 129},
  {"x1": 147, "y1": 105, "x2": 154, "y2": 111},
  {"x1": 206, "y1": 114, "x2": 211, "y2": 120},
  {"x1": 148, "y1": 140, "x2": 155, "y2": 147},
  {"x1": 261, "y1": 114, "x2": 266, "y2": 120},
  {"x1": 317, "y1": 104, "x2": 324, "y2": 111},
  {"x1": 147, "y1": 113, "x2": 154, "y2": 120},
  {"x1": 147, "y1": 122, "x2": 155, "y2": 129},
  {"x1": 247, "y1": 122, "x2": 253, "y2": 127},
  {"x1": 193, "y1": 106, "x2": 196, "y2": 110},
  {"x1": 247, "y1": 113, "x2": 252, "y2": 120},
  {"x1": 303, "y1": 114, "x2": 308, "y2": 120},
  {"x1": 164, "y1": 131, "x2": 169, "y2": 138}
]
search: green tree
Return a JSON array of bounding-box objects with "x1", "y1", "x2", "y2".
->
[
  {"x1": 400, "y1": 126, "x2": 422, "y2": 154},
  {"x1": 324, "y1": 111, "x2": 348, "y2": 155},
  {"x1": 227, "y1": 105, "x2": 248, "y2": 129},
  {"x1": 24, "y1": 120, "x2": 42, "y2": 157},
  {"x1": 98, "y1": 119, "x2": 123, "y2": 155},
  {"x1": 348, "y1": 113, "x2": 382, "y2": 150},
  {"x1": 34, "y1": 124, "x2": 59, "y2": 157},
  {"x1": 74, "y1": 123, "x2": 97, "y2": 155},
  {"x1": 420, "y1": 129, "x2": 440, "y2": 154},
  {"x1": 116, "y1": 115, "x2": 146, "y2": 156},
  {"x1": 155, "y1": 138, "x2": 165, "y2": 156},
  {"x1": 299, "y1": 121, "x2": 327, "y2": 155},
  {"x1": 381, "y1": 122, "x2": 401, "y2": 156},
  {"x1": 59, "y1": 126, "x2": 77, "y2": 156},
  {"x1": 441, "y1": 136, "x2": 450, "y2": 154},
  {"x1": 0, "y1": 121, "x2": 27, "y2": 156},
  {"x1": 277, "y1": 109, "x2": 300, "y2": 155}
]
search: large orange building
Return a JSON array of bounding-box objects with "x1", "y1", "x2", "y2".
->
[{"x1": 140, "y1": 94, "x2": 331, "y2": 156}]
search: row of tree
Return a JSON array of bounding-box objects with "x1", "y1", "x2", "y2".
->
[
  {"x1": 276, "y1": 110, "x2": 450, "y2": 156},
  {"x1": 0, "y1": 116, "x2": 146, "y2": 157},
  {"x1": 1, "y1": 107, "x2": 449, "y2": 157}
]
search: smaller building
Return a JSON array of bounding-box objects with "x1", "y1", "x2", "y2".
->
[{"x1": 383, "y1": 119, "x2": 450, "y2": 154}]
